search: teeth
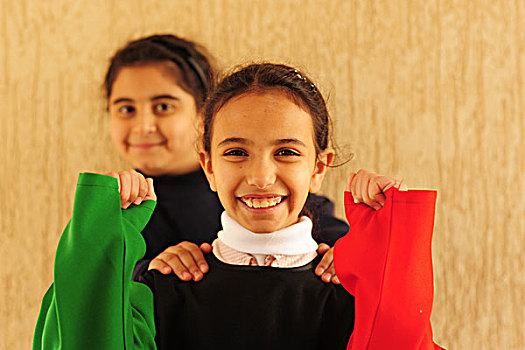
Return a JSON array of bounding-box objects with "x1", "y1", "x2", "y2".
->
[{"x1": 242, "y1": 196, "x2": 282, "y2": 209}]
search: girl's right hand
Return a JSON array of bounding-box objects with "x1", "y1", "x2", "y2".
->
[
  {"x1": 148, "y1": 242, "x2": 212, "y2": 281},
  {"x1": 105, "y1": 170, "x2": 156, "y2": 209}
]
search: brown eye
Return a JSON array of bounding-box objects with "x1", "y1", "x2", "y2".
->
[
  {"x1": 224, "y1": 149, "x2": 248, "y2": 157},
  {"x1": 154, "y1": 103, "x2": 174, "y2": 114},
  {"x1": 275, "y1": 149, "x2": 300, "y2": 157},
  {"x1": 118, "y1": 105, "x2": 135, "y2": 115}
]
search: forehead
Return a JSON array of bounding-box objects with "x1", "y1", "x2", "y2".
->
[
  {"x1": 212, "y1": 90, "x2": 315, "y2": 145},
  {"x1": 110, "y1": 62, "x2": 184, "y2": 99}
]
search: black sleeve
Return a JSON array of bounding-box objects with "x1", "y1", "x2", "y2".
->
[{"x1": 305, "y1": 193, "x2": 349, "y2": 246}]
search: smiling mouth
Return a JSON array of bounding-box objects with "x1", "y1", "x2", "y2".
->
[
  {"x1": 128, "y1": 142, "x2": 166, "y2": 150},
  {"x1": 239, "y1": 196, "x2": 285, "y2": 209}
]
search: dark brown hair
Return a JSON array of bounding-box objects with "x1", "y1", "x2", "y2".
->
[
  {"x1": 104, "y1": 34, "x2": 215, "y2": 110},
  {"x1": 203, "y1": 63, "x2": 332, "y2": 157}
]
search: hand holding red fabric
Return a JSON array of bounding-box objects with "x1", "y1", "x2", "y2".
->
[{"x1": 334, "y1": 188, "x2": 444, "y2": 350}]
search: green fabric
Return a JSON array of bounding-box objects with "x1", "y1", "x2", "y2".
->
[{"x1": 33, "y1": 173, "x2": 157, "y2": 349}]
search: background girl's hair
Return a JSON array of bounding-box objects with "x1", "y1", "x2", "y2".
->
[
  {"x1": 104, "y1": 34, "x2": 215, "y2": 110},
  {"x1": 203, "y1": 63, "x2": 332, "y2": 157}
]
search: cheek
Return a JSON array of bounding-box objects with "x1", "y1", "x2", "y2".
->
[
  {"x1": 161, "y1": 118, "x2": 196, "y2": 143},
  {"x1": 109, "y1": 119, "x2": 128, "y2": 144},
  {"x1": 212, "y1": 160, "x2": 240, "y2": 195}
]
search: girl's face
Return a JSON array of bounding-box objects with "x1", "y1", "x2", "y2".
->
[
  {"x1": 201, "y1": 90, "x2": 333, "y2": 233},
  {"x1": 109, "y1": 62, "x2": 200, "y2": 176}
]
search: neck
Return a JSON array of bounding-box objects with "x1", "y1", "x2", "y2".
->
[
  {"x1": 217, "y1": 211, "x2": 318, "y2": 255},
  {"x1": 138, "y1": 160, "x2": 201, "y2": 177}
]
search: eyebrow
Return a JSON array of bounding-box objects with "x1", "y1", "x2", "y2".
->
[
  {"x1": 151, "y1": 94, "x2": 179, "y2": 101},
  {"x1": 217, "y1": 137, "x2": 306, "y2": 148},
  {"x1": 111, "y1": 94, "x2": 179, "y2": 105}
]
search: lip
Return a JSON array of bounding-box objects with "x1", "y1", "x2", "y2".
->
[{"x1": 128, "y1": 141, "x2": 166, "y2": 150}]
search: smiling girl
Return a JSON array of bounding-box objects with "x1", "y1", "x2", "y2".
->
[{"x1": 34, "y1": 63, "x2": 442, "y2": 349}]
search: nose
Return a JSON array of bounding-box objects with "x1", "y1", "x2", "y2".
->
[
  {"x1": 133, "y1": 106, "x2": 157, "y2": 135},
  {"x1": 246, "y1": 156, "x2": 277, "y2": 189}
]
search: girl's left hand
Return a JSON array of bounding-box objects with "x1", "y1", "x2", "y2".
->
[
  {"x1": 104, "y1": 170, "x2": 156, "y2": 209},
  {"x1": 315, "y1": 243, "x2": 340, "y2": 284},
  {"x1": 347, "y1": 169, "x2": 407, "y2": 210}
]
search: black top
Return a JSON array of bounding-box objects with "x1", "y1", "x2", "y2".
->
[
  {"x1": 133, "y1": 169, "x2": 349, "y2": 280},
  {"x1": 140, "y1": 254, "x2": 355, "y2": 350}
]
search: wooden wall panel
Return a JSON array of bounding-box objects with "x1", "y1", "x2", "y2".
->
[{"x1": 1, "y1": 0, "x2": 523, "y2": 348}]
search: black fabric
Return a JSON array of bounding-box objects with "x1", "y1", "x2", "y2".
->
[
  {"x1": 133, "y1": 168, "x2": 349, "y2": 280},
  {"x1": 140, "y1": 254, "x2": 355, "y2": 350}
]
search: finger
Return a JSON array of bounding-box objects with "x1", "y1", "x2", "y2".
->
[
  {"x1": 159, "y1": 253, "x2": 193, "y2": 281},
  {"x1": 316, "y1": 243, "x2": 330, "y2": 254},
  {"x1": 134, "y1": 173, "x2": 148, "y2": 205},
  {"x1": 172, "y1": 248, "x2": 204, "y2": 281},
  {"x1": 129, "y1": 171, "x2": 140, "y2": 205},
  {"x1": 148, "y1": 258, "x2": 173, "y2": 274},
  {"x1": 368, "y1": 177, "x2": 386, "y2": 210},
  {"x1": 377, "y1": 175, "x2": 398, "y2": 192},
  {"x1": 186, "y1": 245, "x2": 209, "y2": 274},
  {"x1": 144, "y1": 178, "x2": 157, "y2": 201},
  {"x1": 321, "y1": 262, "x2": 335, "y2": 283},
  {"x1": 315, "y1": 247, "x2": 334, "y2": 276},
  {"x1": 118, "y1": 171, "x2": 131, "y2": 208},
  {"x1": 350, "y1": 172, "x2": 359, "y2": 203},
  {"x1": 332, "y1": 275, "x2": 341, "y2": 285},
  {"x1": 361, "y1": 175, "x2": 377, "y2": 208},
  {"x1": 353, "y1": 170, "x2": 367, "y2": 204}
]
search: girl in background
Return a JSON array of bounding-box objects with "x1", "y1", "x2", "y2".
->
[
  {"x1": 34, "y1": 63, "x2": 442, "y2": 349},
  {"x1": 104, "y1": 34, "x2": 350, "y2": 283}
]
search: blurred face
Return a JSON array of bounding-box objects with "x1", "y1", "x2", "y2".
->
[
  {"x1": 109, "y1": 62, "x2": 200, "y2": 176},
  {"x1": 200, "y1": 90, "x2": 334, "y2": 233}
]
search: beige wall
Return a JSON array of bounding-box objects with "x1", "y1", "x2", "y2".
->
[{"x1": 1, "y1": 0, "x2": 524, "y2": 348}]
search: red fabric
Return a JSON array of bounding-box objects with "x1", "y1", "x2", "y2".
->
[{"x1": 334, "y1": 188, "x2": 444, "y2": 350}]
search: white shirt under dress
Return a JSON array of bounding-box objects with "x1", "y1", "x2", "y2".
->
[{"x1": 212, "y1": 211, "x2": 319, "y2": 268}]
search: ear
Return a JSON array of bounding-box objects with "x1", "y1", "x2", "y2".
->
[
  {"x1": 199, "y1": 150, "x2": 217, "y2": 192},
  {"x1": 309, "y1": 148, "x2": 335, "y2": 193}
]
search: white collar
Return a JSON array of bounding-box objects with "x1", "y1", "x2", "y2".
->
[{"x1": 217, "y1": 211, "x2": 318, "y2": 255}]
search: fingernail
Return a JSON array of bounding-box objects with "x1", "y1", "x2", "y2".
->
[
  {"x1": 134, "y1": 198, "x2": 142, "y2": 205},
  {"x1": 353, "y1": 197, "x2": 359, "y2": 204},
  {"x1": 182, "y1": 272, "x2": 191, "y2": 280},
  {"x1": 200, "y1": 264, "x2": 208, "y2": 273},
  {"x1": 316, "y1": 267, "x2": 325, "y2": 275},
  {"x1": 162, "y1": 267, "x2": 170, "y2": 273},
  {"x1": 323, "y1": 273, "x2": 332, "y2": 282},
  {"x1": 193, "y1": 272, "x2": 202, "y2": 280}
]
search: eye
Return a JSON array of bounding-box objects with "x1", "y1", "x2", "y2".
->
[
  {"x1": 223, "y1": 149, "x2": 248, "y2": 157},
  {"x1": 117, "y1": 105, "x2": 135, "y2": 116},
  {"x1": 154, "y1": 103, "x2": 174, "y2": 115},
  {"x1": 275, "y1": 149, "x2": 300, "y2": 157}
]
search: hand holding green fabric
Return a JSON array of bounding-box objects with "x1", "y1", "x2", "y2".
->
[{"x1": 33, "y1": 172, "x2": 157, "y2": 349}]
